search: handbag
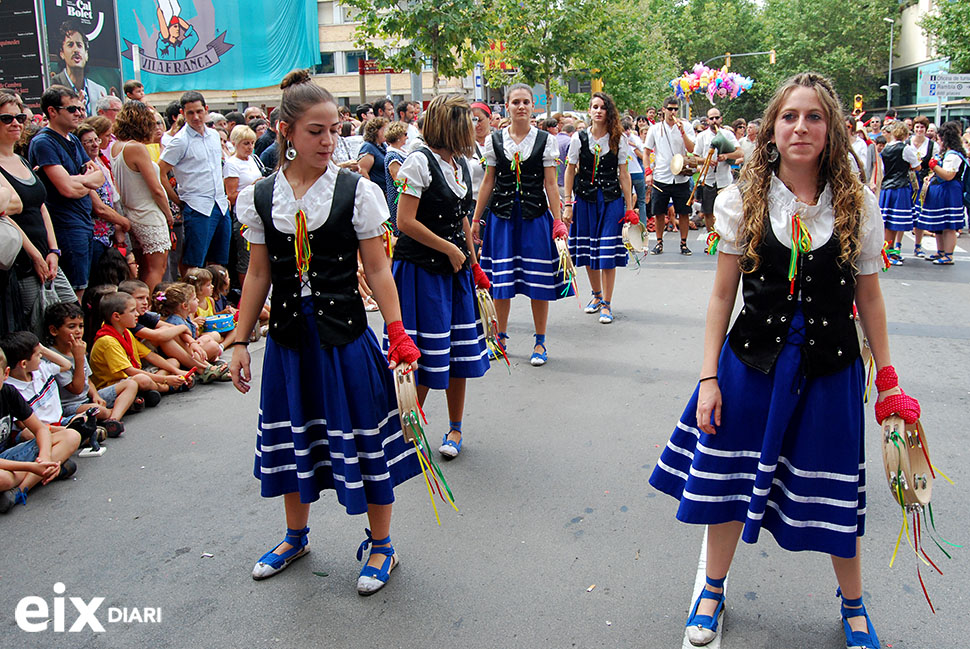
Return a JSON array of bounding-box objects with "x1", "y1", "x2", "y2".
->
[
  {"x1": 0, "y1": 216, "x2": 23, "y2": 271},
  {"x1": 29, "y1": 279, "x2": 61, "y2": 335}
]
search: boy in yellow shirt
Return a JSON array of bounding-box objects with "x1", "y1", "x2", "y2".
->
[{"x1": 89, "y1": 293, "x2": 194, "y2": 399}]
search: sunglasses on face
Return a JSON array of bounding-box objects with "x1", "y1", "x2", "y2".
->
[
  {"x1": 710, "y1": 116, "x2": 722, "y2": 120},
  {"x1": 58, "y1": 105, "x2": 83, "y2": 114},
  {"x1": 664, "y1": 106, "x2": 678, "y2": 112},
  {"x1": 0, "y1": 113, "x2": 28, "y2": 125}
]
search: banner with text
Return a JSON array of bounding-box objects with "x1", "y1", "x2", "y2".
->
[
  {"x1": 0, "y1": 0, "x2": 45, "y2": 109},
  {"x1": 118, "y1": 0, "x2": 319, "y2": 93}
]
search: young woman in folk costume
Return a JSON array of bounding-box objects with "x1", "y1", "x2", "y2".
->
[
  {"x1": 562, "y1": 92, "x2": 638, "y2": 324},
  {"x1": 878, "y1": 121, "x2": 920, "y2": 265},
  {"x1": 389, "y1": 94, "x2": 490, "y2": 459},
  {"x1": 231, "y1": 70, "x2": 422, "y2": 596},
  {"x1": 472, "y1": 84, "x2": 572, "y2": 367},
  {"x1": 908, "y1": 115, "x2": 937, "y2": 259},
  {"x1": 648, "y1": 73, "x2": 920, "y2": 649},
  {"x1": 914, "y1": 120, "x2": 967, "y2": 266}
]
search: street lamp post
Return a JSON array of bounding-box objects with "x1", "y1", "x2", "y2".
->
[{"x1": 884, "y1": 17, "x2": 895, "y2": 110}]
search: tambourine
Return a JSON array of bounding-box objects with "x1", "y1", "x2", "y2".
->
[
  {"x1": 622, "y1": 222, "x2": 647, "y2": 254},
  {"x1": 882, "y1": 416, "x2": 933, "y2": 509},
  {"x1": 476, "y1": 288, "x2": 509, "y2": 369},
  {"x1": 918, "y1": 174, "x2": 934, "y2": 204},
  {"x1": 670, "y1": 153, "x2": 699, "y2": 176},
  {"x1": 203, "y1": 314, "x2": 235, "y2": 333},
  {"x1": 393, "y1": 367, "x2": 421, "y2": 443},
  {"x1": 391, "y1": 366, "x2": 460, "y2": 523},
  {"x1": 476, "y1": 288, "x2": 499, "y2": 337}
]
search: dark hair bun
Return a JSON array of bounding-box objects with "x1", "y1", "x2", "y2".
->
[{"x1": 280, "y1": 69, "x2": 313, "y2": 90}]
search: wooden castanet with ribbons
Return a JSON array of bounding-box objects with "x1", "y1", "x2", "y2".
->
[{"x1": 392, "y1": 367, "x2": 458, "y2": 524}]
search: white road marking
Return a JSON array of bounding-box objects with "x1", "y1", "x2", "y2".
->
[{"x1": 681, "y1": 526, "x2": 726, "y2": 649}]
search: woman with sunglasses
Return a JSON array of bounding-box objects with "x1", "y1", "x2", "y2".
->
[{"x1": 0, "y1": 92, "x2": 78, "y2": 333}]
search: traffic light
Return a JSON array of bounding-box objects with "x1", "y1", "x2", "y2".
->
[
  {"x1": 725, "y1": 52, "x2": 731, "y2": 69},
  {"x1": 591, "y1": 78, "x2": 604, "y2": 93},
  {"x1": 769, "y1": 49, "x2": 776, "y2": 64},
  {"x1": 853, "y1": 94, "x2": 863, "y2": 115}
]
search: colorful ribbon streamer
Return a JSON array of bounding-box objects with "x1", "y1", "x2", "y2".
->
[
  {"x1": 591, "y1": 143, "x2": 602, "y2": 183},
  {"x1": 294, "y1": 209, "x2": 312, "y2": 276},
  {"x1": 705, "y1": 231, "x2": 720, "y2": 256},
  {"x1": 511, "y1": 151, "x2": 522, "y2": 192},
  {"x1": 393, "y1": 177, "x2": 409, "y2": 205},
  {"x1": 787, "y1": 212, "x2": 811, "y2": 295},
  {"x1": 398, "y1": 385, "x2": 458, "y2": 525},
  {"x1": 880, "y1": 241, "x2": 892, "y2": 271}
]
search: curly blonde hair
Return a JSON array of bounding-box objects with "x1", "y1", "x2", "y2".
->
[{"x1": 736, "y1": 73, "x2": 864, "y2": 273}]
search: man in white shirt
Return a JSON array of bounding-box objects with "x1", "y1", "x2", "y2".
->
[
  {"x1": 159, "y1": 91, "x2": 231, "y2": 275},
  {"x1": 694, "y1": 108, "x2": 742, "y2": 232},
  {"x1": 644, "y1": 95, "x2": 695, "y2": 255},
  {"x1": 738, "y1": 119, "x2": 759, "y2": 164}
]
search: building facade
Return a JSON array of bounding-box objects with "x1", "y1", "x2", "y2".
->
[{"x1": 891, "y1": 0, "x2": 969, "y2": 122}]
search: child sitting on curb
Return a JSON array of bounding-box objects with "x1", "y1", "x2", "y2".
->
[
  {"x1": 44, "y1": 303, "x2": 140, "y2": 436},
  {"x1": 0, "y1": 347, "x2": 81, "y2": 514},
  {"x1": 89, "y1": 292, "x2": 194, "y2": 399},
  {"x1": 119, "y1": 280, "x2": 229, "y2": 383},
  {"x1": 156, "y1": 283, "x2": 226, "y2": 356}
]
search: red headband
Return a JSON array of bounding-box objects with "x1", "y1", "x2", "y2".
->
[{"x1": 470, "y1": 102, "x2": 491, "y2": 117}]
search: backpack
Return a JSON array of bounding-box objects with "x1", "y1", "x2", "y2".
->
[{"x1": 948, "y1": 151, "x2": 970, "y2": 211}]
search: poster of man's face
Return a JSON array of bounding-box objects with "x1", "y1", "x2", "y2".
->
[
  {"x1": 59, "y1": 25, "x2": 89, "y2": 75},
  {"x1": 43, "y1": 1, "x2": 122, "y2": 116}
]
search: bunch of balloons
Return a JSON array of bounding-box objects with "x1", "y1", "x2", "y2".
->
[{"x1": 670, "y1": 63, "x2": 754, "y2": 103}]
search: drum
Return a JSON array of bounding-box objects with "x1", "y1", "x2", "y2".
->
[
  {"x1": 622, "y1": 222, "x2": 647, "y2": 254},
  {"x1": 203, "y1": 314, "x2": 235, "y2": 333},
  {"x1": 670, "y1": 153, "x2": 699, "y2": 176}
]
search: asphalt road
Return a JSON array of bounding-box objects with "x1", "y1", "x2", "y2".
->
[{"x1": 2, "y1": 230, "x2": 968, "y2": 649}]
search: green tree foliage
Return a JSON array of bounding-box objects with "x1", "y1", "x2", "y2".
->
[
  {"x1": 484, "y1": 0, "x2": 584, "y2": 106},
  {"x1": 569, "y1": 0, "x2": 681, "y2": 111},
  {"x1": 341, "y1": 0, "x2": 493, "y2": 94},
  {"x1": 486, "y1": 0, "x2": 679, "y2": 112},
  {"x1": 760, "y1": 0, "x2": 900, "y2": 114},
  {"x1": 920, "y1": 0, "x2": 970, "y2": 73}
]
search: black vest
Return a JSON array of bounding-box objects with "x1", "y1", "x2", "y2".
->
[
  {"x1": 491, "y1": 130, "x2": 549, "y2": 220},
  {"x1": 574, "y1": 130, "x2": 622, "y2": 202},
  {"x1": 393, "y1": 148, "x2": 472, "y2": 275},
  {"x1": 880, "y1": 142, "x2": 911, "y2": 190},
  {"x1": 728, "y1": 223, "x2": 859, "y2": 378},
  {"x1": 253, "y1": 170, "x2": 367, "y2": 350}
]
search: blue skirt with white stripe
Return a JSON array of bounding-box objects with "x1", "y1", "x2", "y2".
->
[
  {"x1": 916, "y1": 178, "x2": 965, "y2": 232},
  {"x1": 479, "y1": 199, "x2": 574, "y2": 301},
  {"x1": 254, "y1": 298, "x2": 421, "y2": 515},
  {"x1": 569, "y1": 191, "x2": 628, "y2": 269},
  {"x1": 385, "y1": 260, "x2": 489, "y2": 390},
  {"x1": 879, "y1": 186, "x2": 915, "y2": 231},
  {"x1": 648, "y1": 308, "x2": 866, "y2": 558}
]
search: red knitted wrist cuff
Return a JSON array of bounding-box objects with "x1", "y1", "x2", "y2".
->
[{"x1": 875, "y1": 365, "x2": 898, "y2": 392}]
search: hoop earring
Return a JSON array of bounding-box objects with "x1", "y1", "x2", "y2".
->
[
  {"x1": 284, "y1": 141, "x2": 297, "y2": 161},
  {"x1": 766, "y1": 142, "x2": 779, "y2": 164}
]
